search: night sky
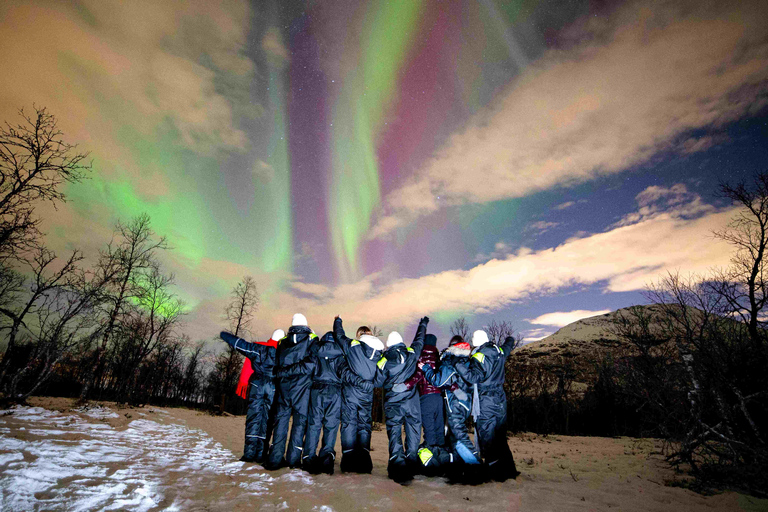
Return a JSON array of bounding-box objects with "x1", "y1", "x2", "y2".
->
[{"x1": 1, "y1": 0, "x2": 767, "y2": 345}]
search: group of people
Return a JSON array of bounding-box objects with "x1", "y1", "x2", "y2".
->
[{"x1": 219, "y1": 313, "x2": 519, "y2": 484}]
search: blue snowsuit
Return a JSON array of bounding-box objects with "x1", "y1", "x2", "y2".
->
[
  {"x1": 265, "y1": 326, "x2": 317, "y2": 469},
  {"x1": 379, "y1": 318, "x2": 428, "y2": 481},
  {"x1": 455, "y1": 337, "x2": 519, "y2": 481},
  {"x1": 219, "y1": 331, "x2": 276, "y2": 463},
  {"x1": 333, "y1": 317, "x2": 384, "y2": 473}
]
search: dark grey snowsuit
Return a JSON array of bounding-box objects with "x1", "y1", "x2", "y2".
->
[
  {"x1": 265, "y1": 326, "x2": 317, "y2": 469},
  {"x1": 219, "y1": 331, "x2": 276, "y2": 463},
  {"x1": 302, "y1": 331, "x2": 370, "y2": 473},
  {"x1": 379, "y1": 318, "x2": 428, "y2": 480},
  {"x1": 333, "y1": 317, "x2": 384, "y2": 473},
  {"x1": 455, "y1": 337, "x2": 519, "y2": 481}
]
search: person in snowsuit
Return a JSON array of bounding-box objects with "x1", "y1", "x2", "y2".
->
[
  {"x1": 333, "y1": 317, "x2": 385, "y2": 473},
  {"x1": 454, "y1": 330, "x2": 519, "y2": 481},
  {"x1": 301, "y1": 331, "x2": 373, "y2": 474},
  {"x1": 264, "y1": 314, "x2": 317, "y2": 470},
  {"x1": 404, "y1": 333, "x2": 451, "y2": 475},
  {"x1": 219, "y1": 329, "x2": 283, "y2": 463},
  {"x1": 419, "y1": 335, "x2": 482, "y2": 481},
  {"x1": 379, "y1": 317, "x2": 428, "y2": 483}
]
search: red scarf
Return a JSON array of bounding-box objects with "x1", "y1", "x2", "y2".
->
[{"x1": 235, "y1": 337, "x2": 279, "y2": 398}]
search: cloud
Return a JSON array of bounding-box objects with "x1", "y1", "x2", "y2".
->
[
  {"x1": 474, "y1": 241, "x2": 514, "y2": 263},
  {"x1": 528, "y1": 309, "x2": 611, "y2": 328},
  {"x1": 525, "y1": 220, "x2": 560, "y2": 234},
  {"x1": 614, "y1": 184, "x2": 714, "y2": 227},
  {"x1": 370, "y1": 0, "x2": 768, "y2": 238},
  {"x1": 0, "y1": 0, "x2": 253, "y2": 167},
  {"x1": 225, "y1": 194, "x2": 736, "y2": 339}
]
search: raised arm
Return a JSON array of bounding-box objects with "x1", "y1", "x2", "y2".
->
[
  {"x1": 220, "y1": 331, "x2": 270, "y2": 358},
  {"x1": 501, "y1": 336, "x2": 517, "y2": 358},
  {"x1": 410, "y1": 316, "x2": 429, "y2": 359},
  {"x1": 333, "y1": 316, "x2": 353, "y2": 357}
]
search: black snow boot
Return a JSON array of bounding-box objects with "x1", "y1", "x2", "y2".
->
[
  {"x1": 340, "y1": 451, "x2": 357, "y2": 473},
  {"x1": 387, "y1": 461, "x2": 413, "y2": 484},
  {"x1": 355, "y1": 448, "x2": 373, "y2": 474},
  {"x1": 262, "y1": 458, "x2": 285, "y2": 471},
  {"x1": 320, "y1": 453, "x2": 335, "y2": 475}
]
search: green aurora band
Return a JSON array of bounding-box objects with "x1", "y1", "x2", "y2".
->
[{"x1": 329, "y1": 0, "x2": 423, "y2": 281}]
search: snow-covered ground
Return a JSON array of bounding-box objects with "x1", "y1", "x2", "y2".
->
[{"x1": 0, "y1": 406, "x2": 323, "y2": 511}]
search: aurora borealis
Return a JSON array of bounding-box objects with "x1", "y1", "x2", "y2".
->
[{"x1": 1, "y1": 0, "x2": 767, "y2": 344}]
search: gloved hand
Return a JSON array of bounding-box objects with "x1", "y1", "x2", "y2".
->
[
  {"x1": 453, "y1": 388, "x2": 468, "y2": 401},
  {"x1": 392, "y1": 383, "x2": 409, "y2": 393},
  {"x1": 420, "y1": 316, "x2": 429, "y2": 324}
]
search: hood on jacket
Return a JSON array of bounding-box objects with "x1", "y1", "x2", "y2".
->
[
  {"x1": 317, "y1": 331, "x2": 343, "y2": 358},
  {"x1": 291, "y1": 313, "x2": 308, "y2": 327},
  {"x1": 359, "y1": 334, "x2": 385, "y2": 351},
  {"x1": 287, "y1": 325, "x2": 313, "y2": 336},
  {"x1": 419, "y1": 344, "x2": 439, "y2": 366},
  {"x1": 386, "y1": 331, "x2": 404, "y2": 347},
  {"x1": 445, "y1": 342, "x2": 471, "y2": 357},
  {"x1": 472, "y1": 330, "x2": 489, "y2": 347}
]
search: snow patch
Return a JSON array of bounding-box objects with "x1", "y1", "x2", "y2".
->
[
  {"x1": 0, "y1": 405, "x2": 288, "y2": 510},
  {"x1": 73, "y1": 404, "x2": 120, "y2": 419}
]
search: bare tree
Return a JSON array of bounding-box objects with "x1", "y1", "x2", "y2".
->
[
  {"x1": 713, "y1": 172, "x2": 768, "y2": 352},
  {"x1": 450, "y1": 316, "x2": 470, "y2": 342},
  {"x1": 225, "y1": 276, "x2": 259, "y2": 337},
  {"x1": 484, "y1": 319, "x2": 521, "y2": 350},
  {"x1": 0, "y1": 248, "x2": 85, "y2": 387},
  {"x1": 111, "y1": 265, "x2": 184, "y2": 404},
  {"x1": 0, "y1": 106, "x2": 90, "y2": 262},
  {"x1": 215, "y1": 276, "x2": 260, "y2": 413},
  {"x1": 80, "y1": 214, "x2": 168, "y2": 400},
  {"x1": 1, "y1": 250, "x2": 111, "y2": 401}
]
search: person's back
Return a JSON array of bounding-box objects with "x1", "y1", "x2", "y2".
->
[
  {"x1": 219, "y1": 329, "x2": 283, "y2": 463},
  {"x1": 455, "y1": 330, "x2": 519, "y2": 481},
  {"x1": 379, "y1": 317, "x2": 428, "y2": 483},
  {"x1": 411, "y1": 335, "x2": 444, "y2": 452},
  {"x1": 333, "y1": 318, "x2": 383, "y2": 473},
  {"x1": 302, "y1": 331, "x2": 345, "y2": 473},
  {"x1": 265, "y1": 314, "x2": 317, "y2": 470},
  {"x1": 421, "y1": 336, "x2": 482, "y2": 479}
]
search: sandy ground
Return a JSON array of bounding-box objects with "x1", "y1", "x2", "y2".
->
[{"x1": 2, "y1": 397, "x2": 766, "y2": 511}]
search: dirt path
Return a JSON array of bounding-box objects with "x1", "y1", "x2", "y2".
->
[{"x1": 6, "y1": 397, "x2": 765, "y2": 512}]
